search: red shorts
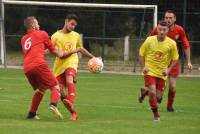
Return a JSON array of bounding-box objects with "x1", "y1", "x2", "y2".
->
[
  {"x1": 56, "y1": 68, "x2": 77, "y2": 87},
  {"x1": 25, "y1": 64, "x2": 58, "y2": 90},
  {"x1": 169, "y1": 61, "x2": 180, "y2": 78},
  {"x1": 144, "y1": 75, "x2": 166, "y2": 92}
]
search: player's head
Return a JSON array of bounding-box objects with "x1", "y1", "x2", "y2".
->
[
  {"x1": 157, "y1": 20, "x2": 169, "y2": 40},
  {"x1": 164, "y1": 10, "x2": 176, "y2": 27},
  {"x1": 64, "y1": 14, "x2": 78, "y2": 32},
  {"x1": 24, "y1": 16, "x2": 40, "y2": 31}
]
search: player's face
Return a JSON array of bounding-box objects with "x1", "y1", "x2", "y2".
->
[
  {"x1": 164, "y1": 12, "x2": 176, "y2": 27},
  {"x1": 32, "y1": 19, "x2": 40, "y2": 30},
  {"x1": 65, "y1": 19, "x2": 77, "y2": 32},
  {"x1": 157, "y1": 24, "x2": 169, "y2": 40}
]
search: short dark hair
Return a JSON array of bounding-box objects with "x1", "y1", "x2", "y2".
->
[
  {"x1": 158, "y1": 20, "x2": 168, "y2": 27},
  {"x1": 24, "y1": 16, "x2": 36, "y2": 29},
  {"x1": 165, "y1": 10, "x2": 176, "y2": 17},
  {"x1": 66, "y1": 14, "x2": 79, "y2": 22}
]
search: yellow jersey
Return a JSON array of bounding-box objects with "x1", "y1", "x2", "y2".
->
[
  {"x1": 51, "y1": 30, "x2": 83, "y2": 77},
  {"x1": 139, "y1": 35, "x2": 179, "y2": 80}
]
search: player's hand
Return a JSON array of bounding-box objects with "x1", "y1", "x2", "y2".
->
[
  {"x1": 57, "y1": 48, "x2": 64, "y2": 57},
  {"x1": 162, "y1": 68, "x2": 169, "y2": 76},
  {"x1": 187, "y1": 62, "x2": 193, "y2": 71},
  {"x1": 97, "y1": 57, "x2": 102, "y2": 61},
  {"x1": 143, "y1": 67, "x2": 149, "y2": 75}
]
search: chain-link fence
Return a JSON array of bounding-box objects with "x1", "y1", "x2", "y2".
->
[{"x1": 1, "y1": 2, "x2": 200, "y2": 74}]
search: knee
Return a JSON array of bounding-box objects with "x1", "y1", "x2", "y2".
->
[
  {"x1": 148, "y1": 90, "x2": 156, "y2": 97},
  {"x1": 156, "y1": 94, "x2": 162, "y2": 100},
  {"x1": 169, "y1": 85, "x2": 176, "y2": 91},
  {"x1": 36, "y1": 89, "x2": 45, "y2": 94}
]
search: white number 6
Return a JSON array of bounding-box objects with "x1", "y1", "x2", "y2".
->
[{"x1": 24, "y1": 37, "x2": 32, "y2": 50}]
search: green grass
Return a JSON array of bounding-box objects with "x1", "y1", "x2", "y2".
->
[{"x1": 0, "y1": 68, "x2": 200, "y2": 134}]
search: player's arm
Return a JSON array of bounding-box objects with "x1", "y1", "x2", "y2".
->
[
  {"x1": 78, "y1": 47, "x2": 94, "y2": 58},
  {"x1": 50, "y1": 40, "x2": 80, "y2": 58},
  {"x1": 139, "y1": 56, "x2": 145, "y2": 68},
  {"x1": 76, "y1": 35, "x2": 95, "y2": 58},
  {"x1": 139, "y1": 39, "x2": 149, "y2": 74},
  {"x1": 163, "y1": 60, "x2": 178, "y2": 76},
  {"x1": 42, "y1": 31, "x2": 63, "y2": 57},
  {"x1": 180, "y1": 27, "x2": 193, "y2": 70},
  {"x1": 61, "y1": 48, "x2": 81, "y2": 59},
  {"x1": 139, "y1": 56, "x2": 149, "y2": 75},
  {"x1": 45, "y1": 40, "x2": 64, "y2": 58},
  {"x1": 163, "y1": 43, "x2": 179, "y2": 76},
  {"x1": 184, "y1": 48, "x2": 192, "y2": 69}
]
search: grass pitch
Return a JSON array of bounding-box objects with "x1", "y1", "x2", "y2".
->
[{"x1": 0, "y1": 68, "x2": 200, "y2": 134}]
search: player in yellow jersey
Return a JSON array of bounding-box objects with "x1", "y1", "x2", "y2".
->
[
  {"x1": 51, "y1": 14, "x2": 95, "y2": 121},
  {"x1": 139, "y1": 20, "x2": 179, "y2": 121}
]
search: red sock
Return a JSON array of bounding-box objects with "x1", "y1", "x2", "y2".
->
[
  {"x1": 167, "y1": 90, "x2": 176, "y2": 108},
  {"x1": 149, "y1": 98, "x2": 159, "y2": 116},
  {"x1": 149, "y1": 98, "x2": 158, "y2": 109},
  {"x1": 50, "y1": 87, "x2": 60, "y2": 105},
  {"x1": 67, "y1": 83, "x2": 76, "y2": 104},
  {"x1": 29, "y1": 91, "x2": 44, "y2": 112}
]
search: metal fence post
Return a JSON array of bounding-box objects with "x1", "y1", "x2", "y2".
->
[{"x1": 124, "y1": 36, "x2": 129, "y2": 61}]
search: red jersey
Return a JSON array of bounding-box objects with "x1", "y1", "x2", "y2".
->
[
  {"x1": 21, "y1": 30, "x2": 55, "y2": 73},
  {"x1": 149, "y1": 24, "x2": 190, "y2": 49}
]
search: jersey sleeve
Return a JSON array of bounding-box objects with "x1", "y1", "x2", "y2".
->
[
  {"x1": 171, "y1": 42, "x2": 179, "y2": 60},
  {"x1": 76, "y1": 34, "x2": 83, "y2": 48},
  {"x1": 51, "y1": 33, "x2": 57, "y2": 44},
  {"x1": 139, "y1": 38, "x2": 149, "y2": 56},
  {"x1": 42, "y1": 31, "x2": 55, "y2": 52},
  {"x1": 149, "y1": 27, "x2": 157, "y2": 36},
  {"x1": 179, "y1": 26, "x2": 190, "y2": 49}
]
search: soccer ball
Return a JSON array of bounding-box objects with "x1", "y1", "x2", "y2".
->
[{"x1": 88, "y1": 57, "x2": 104, "y2": 73}]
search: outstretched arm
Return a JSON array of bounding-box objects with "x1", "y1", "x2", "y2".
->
[{"x1": 79, "y1": 47, "x2": 95, "y2": 58}]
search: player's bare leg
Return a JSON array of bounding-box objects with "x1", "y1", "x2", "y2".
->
[
  {"x1": 156, "y1": 90, "x2": 163, "y2": 104},
  {"x1": 167, "y1": 77, "x2": 176, "y2": 112},
  {"x1": 138, "y1": 86, "x2": 148, "y2": 103},
  {"x1": 148, "y1": 85, "x2": 160, "y2": 121}
]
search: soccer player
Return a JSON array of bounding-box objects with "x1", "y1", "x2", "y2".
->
[
  {"x1": 139, "y1": 20, "x2": 179, "y2": 121},
  {"x1": 51, "y1": 14, "x2": 95, "y2": 121},
  {"x1": 139, "y1": 10, "x2": 193, "y2": 112},
  {"x1": 21, "y1": 16, "x2": 70, "y2": 119}
]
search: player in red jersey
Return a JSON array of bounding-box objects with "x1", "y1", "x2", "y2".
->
[
  {"x1": 21, "y1": 16, "x2": 77, "y2": 119},
  {"x1": 138, "y1": 10, "x2": 193, "y2": 112}
]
